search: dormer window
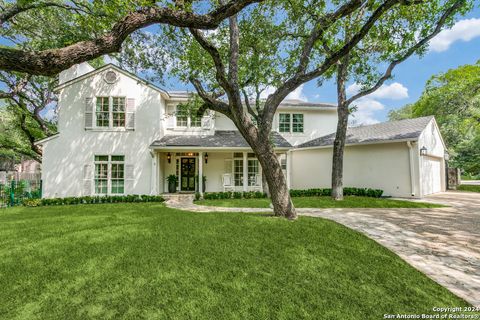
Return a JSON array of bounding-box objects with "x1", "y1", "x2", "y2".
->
[
  {"x1": 279, "y1": 113, "x2": 304, "y2": 133},
  {"x1": 95, "y1": 97, "x2": 126, "y2": 128}
]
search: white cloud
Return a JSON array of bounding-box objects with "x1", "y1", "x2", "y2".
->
[
  {"x1": 260, "y1": 84, "x2": 308, "y2": 101},
  {"x1": 429, "y1": 18, "x2": 480, "y2": 52},
  {"x1": 346, "y1": 82, "x2": 409, "y2": 100},
  {"x1": 346, "y1": 82, "x2": 409, "y2": 125},
  {"x1": 350, "y1": 97, "x2": 384, "y2": 125}
]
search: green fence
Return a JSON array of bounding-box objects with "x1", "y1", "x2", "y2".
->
[{"x1": 0, "y1": 180, "x2": 42, "y2": 207}]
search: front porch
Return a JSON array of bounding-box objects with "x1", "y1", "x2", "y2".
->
[
  {"x1": 149, "y1": 130, "x2": 292, "y2": 195},
  {"x1": 151, "y1": 150, "x2": 291, "y2": 195}
]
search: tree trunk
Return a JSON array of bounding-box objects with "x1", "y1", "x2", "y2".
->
[
  {"x1": 331, "y1": 57, "x2": 349, "y2": 201},
  {"x1": 253, "y1": 142, "x2": 296, "y2": 219},
  {"x1": 331, "y1": 102, "x2": 349, "y2": 200}
]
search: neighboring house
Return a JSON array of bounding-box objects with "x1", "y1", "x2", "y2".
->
[{"x1": 36, "y1": 63, "x2": 446, "y2": 199}]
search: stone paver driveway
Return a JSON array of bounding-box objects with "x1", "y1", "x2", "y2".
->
[
  {"x1": 300, "y1": 191, "x2": 480, "y2": 307},
  {"x1": 165, "y1": 191, "x2": 480, "y2": 306}
]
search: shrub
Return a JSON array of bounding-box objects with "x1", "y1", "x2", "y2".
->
[
  {"x1": 194, "y1": 192, "x2": 201, "y2": 201},
  {"x1": 30, "y1": 195, "x2": 165, "y2": 207},
  {"x1": 289, "y1": 187, "x2": 383, "y2": 198},
  {"x1": 201, "y1": 191, "x2": 267, "y2": 201},
  {"x1": 23, "y1": 198, "x2": 42, "y2": 207}
]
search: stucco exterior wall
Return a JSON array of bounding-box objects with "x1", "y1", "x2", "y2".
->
[
  {"x1": 290, "y1": 142, "x2": 417, "y2": 198},
  {"x1": 274, "y1": 108, "x2": 338, "y2": 145},
  {"x1": 42, "y1": 67, "x2": 164, "y2": 198}
]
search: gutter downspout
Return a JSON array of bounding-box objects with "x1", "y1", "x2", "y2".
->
[{"x1": 407, "y1": 141, "x2": 416, "y2": 197}]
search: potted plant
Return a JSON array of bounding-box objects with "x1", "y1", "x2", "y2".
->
[
  {"x1": 195, "y1": 175, "x2": 207, "y2": 193},
  {"x1": 166, "y1": 175, "x2": 178, "y2": 193}
]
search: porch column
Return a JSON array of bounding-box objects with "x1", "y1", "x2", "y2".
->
[
  {"x1": 199, "y1": 152, "x2": 203, "y2": 196},
  {"x1": 150, "y1": 151, "x2": 157, "y2": 195},
  {"x1": 243, "y1": 152, "x2": 248, "y2": 192},
  {"x1": 286, "y1": 151, "x2": 292, "y2": 189},
  {"x1": 156, "y1": 152, "x2": 161, "y2": 194}
]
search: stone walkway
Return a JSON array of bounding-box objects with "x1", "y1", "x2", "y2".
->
[{"x1": 164, "y1": 192, "x2": 480, "y2": 306}]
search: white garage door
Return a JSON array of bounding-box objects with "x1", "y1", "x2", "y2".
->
[{"x1": 422, "y1": 157, "x2": 442, "y2": 196}]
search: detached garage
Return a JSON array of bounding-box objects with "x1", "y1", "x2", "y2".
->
[{"x1": 290, "y1": 116, "x2": 447, "y2": 198}]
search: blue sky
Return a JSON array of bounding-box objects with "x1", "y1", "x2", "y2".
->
[{"x1": 158, "y1": 7, "x2": 480, "y2": 125}]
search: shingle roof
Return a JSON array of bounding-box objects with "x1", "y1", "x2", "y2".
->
[
  {"x1": 150, "y1": 130, "x2": 292, "y2": 149},
  {"x1": 298, "y1": 116, "x2": 434, "y2": 148}
]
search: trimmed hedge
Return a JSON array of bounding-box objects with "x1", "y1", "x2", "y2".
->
[
  {"x1": 202, "y1": 191, "x2": 267, "y2": 200},
  {"x1": 289, "y1": 187, "x2": 383, "y2": 198},
  {"x1": 23, "y1": 194, "x2": 165, "y2": 207}
]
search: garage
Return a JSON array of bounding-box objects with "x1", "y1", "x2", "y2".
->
[{"x1": 421, "y1": 156, "x2": 443, "y2": 196}]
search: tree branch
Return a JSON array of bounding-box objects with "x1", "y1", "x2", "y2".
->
[
  {"x1": 189, "y1": 77, "x2": 231, "y2": 116},
  {"x1": 346, "y1": 0, "x2": 464, "y2": 105},
  {"x1": 265, "y1": 0, "x2": 403, "y2": 116},
  {"x1": 0, "y1": 0, "x2": 263, "y2": 75}
]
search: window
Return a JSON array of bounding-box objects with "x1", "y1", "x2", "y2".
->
[
  {"x1": 176, "y1": 105, "x2": 203, "y2": 128},
  {"x1": 112, "y1": 97, "x2": 126, "y2": 127},
  {"x1": 234, "y1": 159, "x2": 243, "y2": 186},
  {"x1": 94, "y1": 155, "x2": 125, "y2": 194},
  {"x1": 279, "y1": 113, "x2": 303, "y2": 133},
  {"x1": 292, "y1": 114, "x2": 304, "y2": 133},
  {"x1": 95, "y1": 97, "x2": 126, "y2": 128},
  {"x1": 279, "y1": 113, "x2": 290, "y2": 133},
  {"x1": 96, "y1": 97, "x2": 109, "y2": 127},
  {"x1": 176, "y1": 106, "x2": 188, "y2": 127},
  {"x1": 232, "y1": 153, "x2": 261, "y2": 187},
  {"x1": 248, "y1": 159, "x2": 259, "y2": 186}
]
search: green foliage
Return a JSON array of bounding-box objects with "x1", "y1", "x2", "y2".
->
[
  {"x1": 166, "y1": 174, "x2": 178, "y2": 183},
  {"x1": 202, "y1": 191, "x2": 267, "y2": 200},
  {"x1": 289, "y1": 187, "x2": 383, "y2": 198},
  {"x1": 457, "y1": 185, "x2": 480, "y2": 193},
  {"x1": 389, "y1": 61, "x2": 480, "y2": 175},
  {"x1": 25, "y1": 194, "x2": 165, "y2": 207}
]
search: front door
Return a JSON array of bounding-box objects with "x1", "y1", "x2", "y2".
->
[{"x1": 181, "y1": 158, "x2": 196, "y2": 191}]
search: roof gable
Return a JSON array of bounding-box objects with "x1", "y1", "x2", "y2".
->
[{"x1": 53, "y1": 64, "x2": 170, "y2": 98}]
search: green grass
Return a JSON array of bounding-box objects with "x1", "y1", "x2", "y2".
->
[
  {"x1": 457, "y1": 184, "x2": 480, "y2": 193},
  {"x1": 196, "y1": 196, "x2": 444, "y2": 208},
  {"x1": 0, "y1": 203, "x2": 469, "y2": 319}
]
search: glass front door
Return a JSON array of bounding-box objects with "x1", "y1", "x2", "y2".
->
[{"x1": 180, "y1": 158, "x2": 196, "y2": 191}]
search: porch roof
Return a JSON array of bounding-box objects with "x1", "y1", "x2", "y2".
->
[{"x1": 150, "y1": 130, "x2": 292, "y2": 150}]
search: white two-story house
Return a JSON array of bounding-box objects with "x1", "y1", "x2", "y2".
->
[{"x1": 36, "y1": 63, "x2": 447, "y2": 199}]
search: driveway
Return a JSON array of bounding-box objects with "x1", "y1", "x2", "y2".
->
[
  {"x1": 166, "y1": 191, "x2": 480, "y2": 306},
  {"x1": 301, "y1": 191, "x2": 480, "y2": 306}
]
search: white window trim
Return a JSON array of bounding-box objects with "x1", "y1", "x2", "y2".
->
[
  {"x1": 278, "y1": 112, "x2": 304, "y2": 134},
  {"x1": 94, "y1": 155, "x2": 126, "y2": 195},
  {"x1": 174, "y1": 105, "x2": 202, "y2": 130},
  {"x1": 94, "y1": 96, "x2": 127, "y2": 131},
  {"x1": 232, "y1": 153, "x2": 261, "y2": 187}
]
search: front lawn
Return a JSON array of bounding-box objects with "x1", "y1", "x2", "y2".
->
[
  {"x1": 0, "y1": 203, "x2": 468, "y2": 319},
  {"x1": 196, "y1": 196, "x2": 444, "y2": 208},
  {"x1": 457, "y1": 184, "x2": 480, "y2": 193}
]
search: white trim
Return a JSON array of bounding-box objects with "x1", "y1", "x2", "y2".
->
[
  {"x1": 54, "y1": 64, "x2": 170, "y2": 99},
  {"x1": 407, "y1": 141, "x2": 417, "y2": 197},
  {"x1": 295, "y1": 138, "x2": 419, "y2": 151},
  {"x1": 34, "y1": 133, "x2": 60, "y2": 146}
]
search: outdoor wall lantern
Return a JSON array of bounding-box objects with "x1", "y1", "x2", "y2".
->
[
  {"x1": 167, "y1": 152, "x2": 171, "y2": 164},
  {"x1": 205, "y1": 153, "x2": 209, "y2": 164},
  {"x1": 420, "y1": 146, "x2": 427, "y2": 156},
  {"x1": 444, "y1": 151, "x2": 450, "y2": 161}
]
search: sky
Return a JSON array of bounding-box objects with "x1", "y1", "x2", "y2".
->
[{"x1": 157, "y1": 7, "x2": 480, "y2": 125}]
